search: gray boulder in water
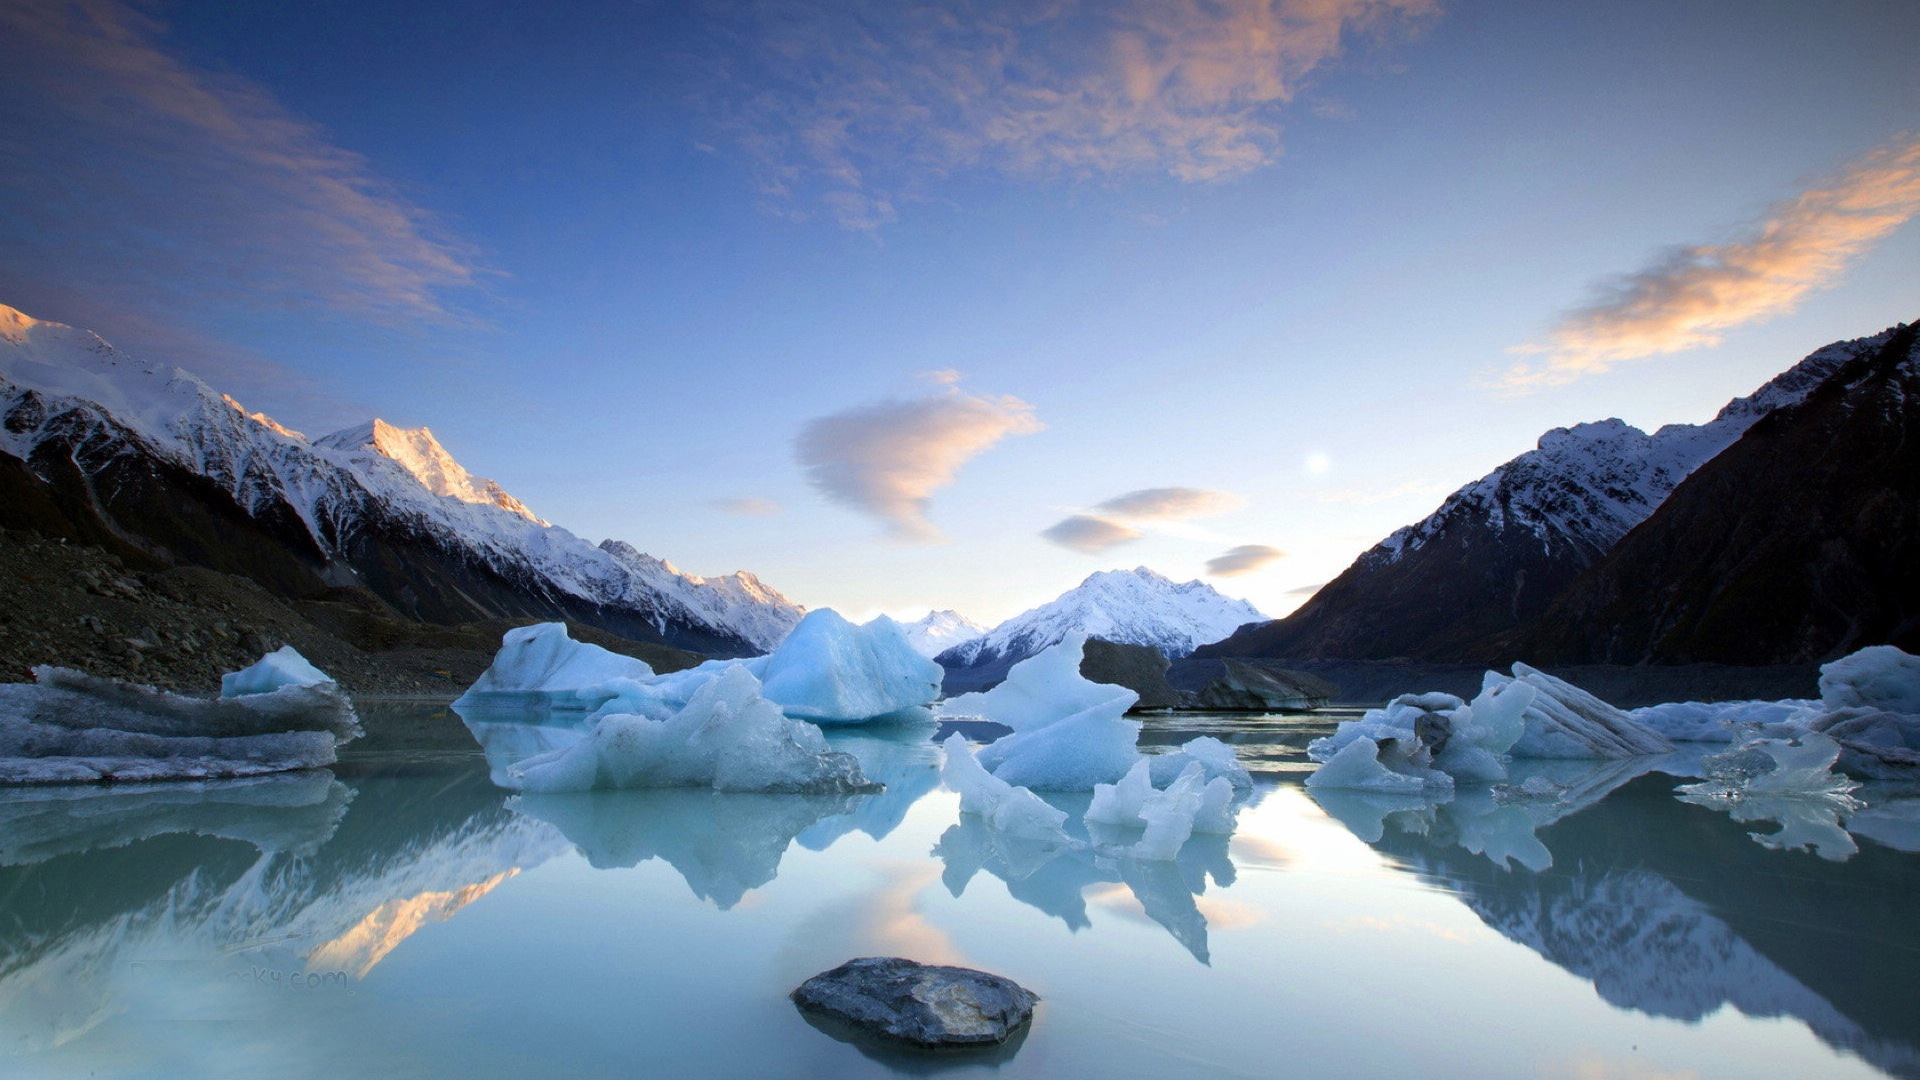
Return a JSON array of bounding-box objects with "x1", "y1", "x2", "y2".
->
[{"x1": 791, "y1": 957, "x2": 1037, "y2": 1050}]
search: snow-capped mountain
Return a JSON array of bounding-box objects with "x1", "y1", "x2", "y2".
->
[
  {"x1": 938, "y1": 568, "x2": 1265, "y2": 686},
  {"x1": 1202, "y1": 325, "x2": 1896, "y2": 663},
  {"x1": 315, "y1": 419, "x2": 548, "y2": 525},
  {"x1": 0, "y1": 302, "x2": 802, "y2": 654},
  {"x1": 896, "y1": 610, "x2": 987, "y2": 658}
]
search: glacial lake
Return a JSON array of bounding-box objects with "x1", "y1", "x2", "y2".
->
[{"x1": 3, "y1": 703, "x2": 1917, "y2": 1079}]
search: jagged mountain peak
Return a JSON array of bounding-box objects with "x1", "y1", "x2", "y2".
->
[
  {"x1": 0, "y1": 300, "x2": 803, "y2": 656},
  {"x1": 316, "y1": 418, "x2": 548, "y2": 525},
  {"x1": 897, "y1": 609, "x2": 987, "y2": 658}
]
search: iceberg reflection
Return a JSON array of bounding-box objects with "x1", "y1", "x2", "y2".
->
[{"x1": 1327, "y1": 771, "x2": 1920, "y2": 1079}]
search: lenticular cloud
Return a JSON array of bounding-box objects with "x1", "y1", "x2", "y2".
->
[{"x1": 796, "y1": 383, "x2": 1040, "y2": 541}]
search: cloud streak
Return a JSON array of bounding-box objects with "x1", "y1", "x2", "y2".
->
[
  {"x1": 1041, "y1": 515, "x2": 1145, "y2": 554},
  {"x1": 1506, "y1": 132, "x2": 1920, "y2": 388},
  {"x1": 796, "y1": 382, "x2": 1041, "y2": 541},
  {"x1": 713, "y1": 497, "x2": 783, "y2": 516},
  {"x1": 1043, "y1": 483, "x2": 1245, "y2": 552},
  {"x1": 1206, "y1": 544, "x2": 1285, "y2": 576},
  {"x1": 710, "y1": 0, "x2": 1432, "y2": 228},
  {"x1": 1096, "y1": 486, "x2": 1244, "y2": 520},
  {"x1": 0, "y1": 0, "x2": 480, "y2": 324}
]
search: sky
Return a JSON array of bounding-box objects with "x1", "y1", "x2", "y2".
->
[{"x1": 2, "y1": 0, "x2": 1918, "y2": 626}]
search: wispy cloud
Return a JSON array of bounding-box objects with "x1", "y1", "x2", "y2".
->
[
  {"x1": 0, "y1": 0, "x2": 481, "y2": 326},
  {"x1": 1505, "y1": 132, "x2": 1920, "y2": 388},
  {"x1": 710, "y1": 0, "x2": 1433, "y2": 229},
  {"x1": 796, "y1": 380, "x2": 1041, "y2": 541},
  {"x1": 713, "y1": 497, "x2": 783, "y2": 516},
  {"x1": 1096, "y1": 486, "x2": 1243, "y2": 520},
  {"x1": 1043, "y1": 483, "x2": 1244, "y2": 552},
  {"x1": 1041, "y1": 514, "x2": 1144, "y2": 554},
  {"x1": 1206, "y1": 544, "x2": 1285, "y2": 576}
]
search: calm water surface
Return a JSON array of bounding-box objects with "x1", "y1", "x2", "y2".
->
[{"x1": 2, "y1": 703, "x2": 1916, "y2": 1079}]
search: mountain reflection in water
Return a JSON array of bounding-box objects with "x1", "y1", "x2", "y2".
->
[
  {"x1": 1314, "y1": 766, "x2": 1920, "y2": 1079},
  {"x1": 1, "y1": 706, "x2": 1917, "y2": 1078}
]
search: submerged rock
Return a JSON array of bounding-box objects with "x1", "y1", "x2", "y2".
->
[{"x1": 791, "y1": 957, "x2": 1037, "y2": 1050}]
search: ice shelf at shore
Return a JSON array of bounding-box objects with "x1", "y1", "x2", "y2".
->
[
  {"x1": 0, "y1": 651, "x2": 360, "y2": 784},
  {"x1": 456, "y1": 612, "x2": 940, "y2": 725}
]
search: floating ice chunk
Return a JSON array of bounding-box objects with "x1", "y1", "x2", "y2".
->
[
  {"x1": 756, "y1": 610, "x2": 942, "y2": 723},
  {"x1": 1678, "y1": 732, "x2": 1861, "y2": 800},
  {"x1": 503, "y1": 666, "x2": 876, "y2": 794},
  {"x1": 1503, "y1": 664, "x2": 1672, "y2": 759},
  {"x1": 1306, "y1": 675, "x2": 1534, "y2": 791},
  {"x1": 1800, "y1": 708, "x2": 1920, "y2": 779},
  {"x1": 1629, "y1": 699, "x2": 1820, "y2": 743},
  {"x1": 1818, "y1": 645, "x2": 1920, "y2": 713},
  {"x1": 454, "y1": 623, "x2": 654, "y2": 710},
  {"x1": 939, "y1": 734, "x2": 1074, "y2": 844},
  {"x1": 1307, "y1": 736, "x2": 1449, "y2": 796},
  {"x1": 940, "y1": 635, "x2": 1145, "y2": 790},
  {"x1": 971, "y1": 702, "x2": 1142, "y2": 790},
  {"x1": 942, "y1": 633, "x2": 1138, "y2": 733},
  {"x1": 0, "y1": 667, "x2": 359, "y2": 784},
  {"x1": 220, "y1": 646, "x2": 333, "y2": 697},
  {"x1": 1087, "y1": 760, "x2": 1239, "y2": 861},
  {"x1": 1148, "y1": 736, "x2": 1253, "y2": 789}
]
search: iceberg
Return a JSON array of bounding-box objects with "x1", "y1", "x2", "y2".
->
[
  {"x1": 942, "y1": 632, "x2": 1138, "y2": 732},
  {"x1": 220, "y1": 645, "x2": 334, "y2": 697},
  {"x1": 1629, "y1": 698, "x2": 1819, "y2": 743},
  {"x1": 756, "y1": 610, "x2": 942, "y2": 724},
  {"x1": 1501, "y1": 664, "x2": 1673, "y2": 758},
  {"x1": 1305, "y1": 674, "x2": 1535, "y2": 792},
  {"x1": 0, "y1": 663, "x2": 360, "y2": 784},
  {"x1": 939, "y1": 734, "x2": 1075, "y2": 844},
  {"x1": 941, "y1": 635, "x2": 1145, "y2": 790},
  {"x1": 1818, "y1": 645, "x2": 1920, "y2": 713},
  {"x1": 502, "y1": 665, "x2": 877, "y2": 795},
  {"x1": 452, "y1": 622, "x2": 655, "y2": 711},
  {"x1": 457, "y1": 610, "x2": 940, "y2": 725},
  {"x1": 1086, "y1": 759, "x2": 1238, "y2": 860},
  {"x1": 1676, "y1": 733, "x2": 1862, "y2": 861}
]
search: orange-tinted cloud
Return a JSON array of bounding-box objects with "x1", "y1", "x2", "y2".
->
[
  {"x1": 1205, "y1": 543, "x2": 1285, "y2": 576},
  {"x1": 715, "y1": 0, "x2": 1434, "y2": 228},
  {"x1": 1041, "y1": 514, "x2": 1145, "y2": 553},
  {"x1": 1506, "y1": 132, "x2": 1920, "y2": 388},
  {"x1": 713, "y1": 497, "x2": 783, "y2": 516},
  {"x1": 796, "y1": 381, "x2": 1042, "y2": 541},
  {"x1": 1096, "y1": 486, "x2": 1244, "y2": 520},
  {"x1": 0, "y1": 0, "x2": 478, "y2": 320}
]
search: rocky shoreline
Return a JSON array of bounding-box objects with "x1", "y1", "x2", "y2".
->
[{"x1": 0, "y1": 528, "x2": 699, "y2": 698}]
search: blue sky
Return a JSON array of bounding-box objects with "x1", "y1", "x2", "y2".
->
[{"x1": 3, "y1": 0, "x2": 1917, "y2": 625}]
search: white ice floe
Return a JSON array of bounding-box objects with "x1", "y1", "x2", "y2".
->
[
  {"x1": 502, "y1": 665, "x2": 875, "y2": 795},
  {"x1": 220, "y1": 645, "x2": 333, "y2": 697},
  {"x1": 1087, "y1": 759, "x2": 1237, "y2": 861},
  {"x1": 1306, "y1": 674, "x2": 1537, "y2": 793},
  {"x1": 1500, "y1": 664, "x2": 1672, "y2": 759},
  {"x1": 1818, "y1": 645, "x2": 1920, "y2": 713},
  {"x1": 942, "y1": 632, "x2": 1138, "y2": 732},
  {"x1": 940, "y1": 635, "x2": 1143, "y2": 789},
  {"x1": 939, "y1": 734, "x2": 1074, "y2": 844},
  {"x1": 0, "y1": 662, "x2": 360, "y2": 784},
  {"x1": 1629, "y1": 698, "x2": 1819, "y2": 743},
  {"x1": 452, "y1": 622, "x2": 655, "y2": 710},
  {"x1": 756, "y1": 610, "x2": 942, "y2": 723},
  {"x1": 458, "y1": 612, "x2": 938, "y2": 725},
  {"x1": 1676, "y1": 733, "x2": 1863, "y2": 861}
]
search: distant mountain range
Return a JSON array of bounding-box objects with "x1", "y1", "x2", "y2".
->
[
  {"x1": 1202, "y1": 319, "x2": 1919, "y2": 666},
  {"x1": 938, "y1": 567, "x2": 1265, "y2": 691},
  {"x1": 896, "y1": 610, "x2": 987, "y2": 658},
  {"x1": 0, "y1": 303, "x2": 803, "y2": 656}
]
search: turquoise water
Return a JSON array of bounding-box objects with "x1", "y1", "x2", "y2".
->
[{"x1": 1, "y1": 705, "x2": 1915, "y2": 1079}]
